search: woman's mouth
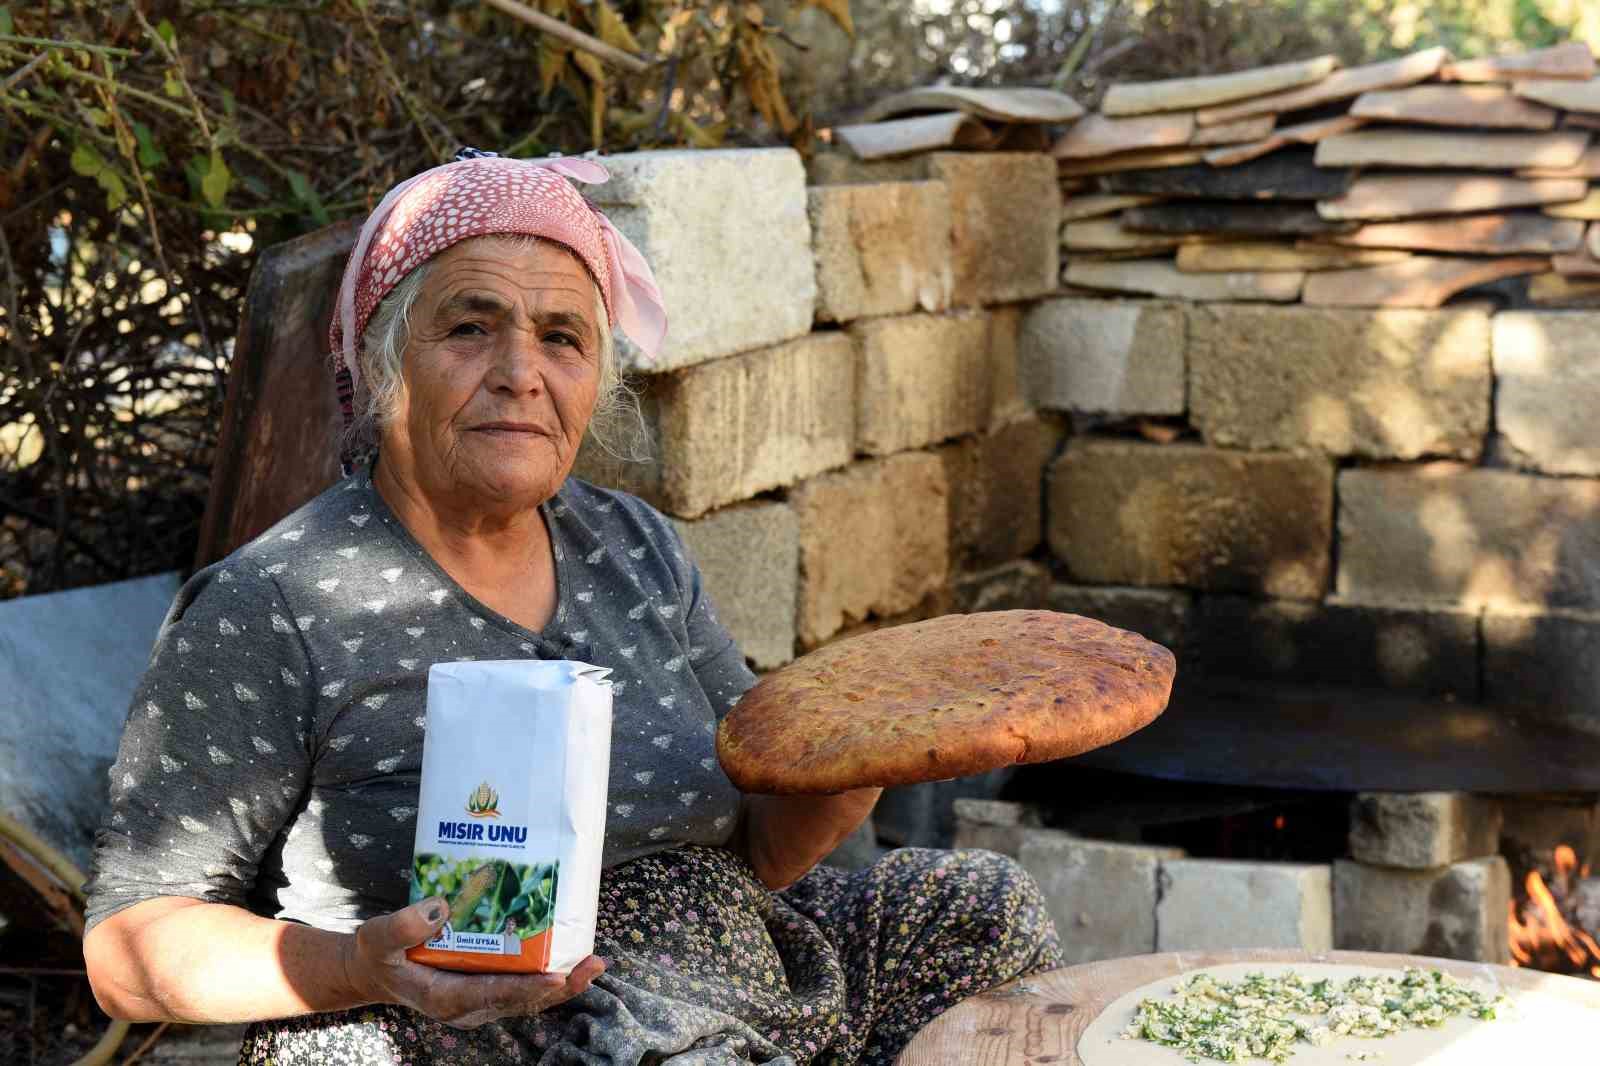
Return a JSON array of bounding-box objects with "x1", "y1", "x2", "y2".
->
[{"x1": 470, "y1": 422, "x2": 547, "y2": 437}]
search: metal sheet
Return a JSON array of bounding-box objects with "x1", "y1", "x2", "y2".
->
[{"x1": 1071, "y1": 681, "x2": 1600, "y2": 792}]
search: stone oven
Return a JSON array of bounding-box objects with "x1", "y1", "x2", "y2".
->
[{"x1": 198, "y1": 109, "x2": 1600, "y2": 981}]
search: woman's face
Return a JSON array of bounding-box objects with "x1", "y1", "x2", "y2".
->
[{"x1": 381, "y1": 236, "x2": 603, "y2": 520}]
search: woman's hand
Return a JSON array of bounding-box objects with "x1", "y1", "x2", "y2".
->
[{"x1": 344, "y1": 897, "x2": 604, "y2": 1029}]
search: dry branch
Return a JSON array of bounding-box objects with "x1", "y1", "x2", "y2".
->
[{"x1": 482, "y1": 0, "x2": 651, "y2": 74}]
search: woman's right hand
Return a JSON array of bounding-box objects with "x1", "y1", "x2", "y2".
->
[{"x1": 343, "y1": 897, "x2": 605, "y2": 1029}]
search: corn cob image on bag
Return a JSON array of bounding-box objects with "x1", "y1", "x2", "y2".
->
[{"x1": 407, "y1": 660, "x2": 612, "y2": 974}]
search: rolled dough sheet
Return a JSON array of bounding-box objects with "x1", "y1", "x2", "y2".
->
[{"x1": 1078, "y1": 962, "x2": 1595, "y2": 1065}]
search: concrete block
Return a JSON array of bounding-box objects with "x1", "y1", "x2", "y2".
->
[
  {"x1": 1021, "y1": 298, "x2": 1186, "y2": 415},
  {"x1": 949, "y1": 560, "x2": 1051, "y2": 615},
  {"x1": 807, "y1": 149, "x2": 934, "y2": 187},
  {"x1": 853, "y1": 312, "x2": 992, "y2": 456},
  {"x1": 954, "y1": 798, "x2": 1035, "y2": 826},
  {"x1": 809, "y1": 181, "x2": 954, "y2": 323},
  {"x1": 0, "y1": 571, "x2": 181, "y2": 869},
  {"x1": 1499, "y1": 795, "x2": 1600, "y2": 872},
  {"x1": 673, "y1": 501, "x2": 799, "y2": 671},
  {"x1": 987, "y1": 306, "x2": 1034, "y2": 428},
  {"x1": 941, "y1": 416, "x2": 1063, "y2": 570},
  {"x1": 571, "y1": 381, "x2": 667, "y2": 506},
  {"x1": 1047, "y1": 584, "x2": 1193, "y2": 654},
  {"x1": 1157, "y1": 859, "x2": 1333, "y2": 952},
  {"x1": 874, "y1": 770, "x2": 1014, "y2": 849},
  {"x1": 575, "y1": 331, "x2": 857, "y2": 518},
  {"x1": 929, "y1": 153, "x2": 1061, "y2": 307},
  {"x1": 1049, "y1": 442, "x2": 1334, "y2": 599},
  {"x1": 952, "y1": 799, "x2": 1042, "y2": 857},
  {"x1": 1484, "y1": 609, "x2": 1600, "y2": 732},
  {"x1": 1337, "y1": 464, "x2": 1600, "y2": 611},
  {"x1": 793, "y1": 452, "x2": 949, "y2": 646},
  {"x1": 1333, "y1": 856, "x2": 1511, "y2": 963},
  {"x1": 1190, "y1": 305, "x2": 1491, "y2": 459},
  {"x1": 1194, "y1": 597, "x2": 1479, "y2": 698},
  {"x1": 586, "y1": 148, "x2": 814, "y2": 370},
  {"x1": 1493, "y1": 311, "x2": 1600, "y2": 475},
  {"x1": 1019, "y1": 830, "x2": 1185, "y2": 965},
  {"x1": 1349, "y1": 793, "x2": 1504, "y2": 869}
]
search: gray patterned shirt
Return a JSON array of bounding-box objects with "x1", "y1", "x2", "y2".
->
[{"x1": 85, "y1": 474, "x2": 755, "y2": 933}]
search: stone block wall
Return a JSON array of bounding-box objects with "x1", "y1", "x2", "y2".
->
[
  {"x1": 575, "y1": 147, "x2": 1064, "y2": 674},
  {"x1": 1029, "y1": 298, "x2": 1600, "y2": 737},
  {"x1": 574, "y1": 146, "x2": 1600, "y2": 831}
]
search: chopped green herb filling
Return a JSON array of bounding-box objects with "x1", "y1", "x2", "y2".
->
[{"x1": 1120, "y1": 968, "x2": 1504, "y2": 1064}]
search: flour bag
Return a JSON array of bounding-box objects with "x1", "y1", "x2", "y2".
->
[{"x1": 407, "y1": 660, "x2": 612, "y2": 974}]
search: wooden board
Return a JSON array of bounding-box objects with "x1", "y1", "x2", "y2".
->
[
  {"x1": 861, "y1": 85, "x2": 1084, "y2": 124},
  {"x1": 1205, "y1": 114, "x2": 1364, "y2": 167},
  {"x1": 1197, "y1": 48, "x2": 1447, "y2": 126},
  {"x1": 193, "y1": 220, "x2": 356, "y2": 569},
  {"x1": 1101, "y1": 55, "x2": 1337, "y2": 118},
  {"x1": 1123, "y1": 202, "x2": 1357, "y2": 237},
  {"x1": 1349, "y1": 84, "x2": 1558, "y2": 129},
  {"x1": 835, "y1": 112, "x2": 991, "y2": 160},
  {"x1": 1098, "y1": 149, "x2": 1351, "y2": 201},
  {"x1": 897, "y1": 949, "x2": 1600, "y2": 1066},
  {"x1": 1323, "y1": 212, "x2": 1585, "y2": 254},
  {"x1": 1439, "y1": 42, "x2": 1595, "y2": 84}
]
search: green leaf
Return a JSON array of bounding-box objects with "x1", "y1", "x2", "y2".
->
[
  {"x1": 200, "y1": 149, "x2": 230, "y2": 208},
  {"x1": 132, "y1": 122, "x2": 164, "y2": 168},
  {"x1": 98, "y1": 169, "x2": 127, "y2": 212},
  {"x1": 286, "y1": 169, "x2": 330, "y2": 226},
  {"x1": 156, "y1": 18, "x2": 177, "y2": 47},
  {"x1": 163, "y1": 73, "x2": 183, "y2": 99},
  {"x1": 70, "y1": 142, "x2": 104, "y2": 178},
  {"x1": 0, "y1": 10, "x2": 13, "y2": 37},
  {"x1": 222, "y1": 88, "x2": 237, "y2": 120},
  {"x1": 85, "y1": 107, "x2": 111, "y2": 128}
]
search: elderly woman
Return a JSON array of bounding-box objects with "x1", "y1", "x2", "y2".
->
[{"x1": 82, "y1": 150, "x2": 1063, "y2": 1065}]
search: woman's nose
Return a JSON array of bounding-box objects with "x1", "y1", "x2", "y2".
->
[{"x1": 487, "y1": 331, "x2": 545, "y2": 394}]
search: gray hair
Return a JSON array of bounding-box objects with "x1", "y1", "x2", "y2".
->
[{"x1": 349, "y1": 234, "x2": 645, "y2": 462}]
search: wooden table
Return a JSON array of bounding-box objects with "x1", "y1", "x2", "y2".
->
[{"x1": 897, "y1": 949, "x2": 1600, "y2": 1065}]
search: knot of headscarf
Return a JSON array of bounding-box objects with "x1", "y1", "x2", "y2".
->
[{"x1": 329, "y1": 149, "x2": 667, "y2": 469}]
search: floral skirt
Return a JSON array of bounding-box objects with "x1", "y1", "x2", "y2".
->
[{"x1": 239, "y1": 845, "x2": 1063, "y2": 1066}]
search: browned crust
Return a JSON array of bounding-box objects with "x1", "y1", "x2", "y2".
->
[{"x1": 716, "y1": 610, "x2": 1177, "y2": 795}]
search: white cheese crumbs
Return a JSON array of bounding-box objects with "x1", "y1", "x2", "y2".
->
[{"x1": 1121, "y1": 968, "x2": 1502, "y2": 1064}]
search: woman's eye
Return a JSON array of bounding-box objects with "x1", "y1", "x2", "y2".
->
[
  {"x1": 449, "y1": 322, "x2": 486, "y2": 337},
  {"x1": 546, "y1": 332, "x2": 578, "y2": 348}
]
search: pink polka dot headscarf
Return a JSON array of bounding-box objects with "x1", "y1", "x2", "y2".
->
[{"x1": 330, "y1": 151, "x2": 667, "y2": 460}]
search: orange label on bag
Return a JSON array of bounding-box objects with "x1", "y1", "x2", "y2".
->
[{"x1": 406, "y1": 924, "x2": 553, "y2": 974}]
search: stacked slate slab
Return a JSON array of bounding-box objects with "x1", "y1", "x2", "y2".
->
[{"x1": 1052, "y1": 41, "x2": 1600, "y2": 308}]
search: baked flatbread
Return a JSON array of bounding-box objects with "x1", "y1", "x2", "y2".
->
[{"x1": 716, "y1": 610, "x2": 1176, "y2": 795}]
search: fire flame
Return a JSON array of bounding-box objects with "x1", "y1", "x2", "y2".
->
[{"x1": 1507, "y1": 845, "x2": 1600, "y2": 979}]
